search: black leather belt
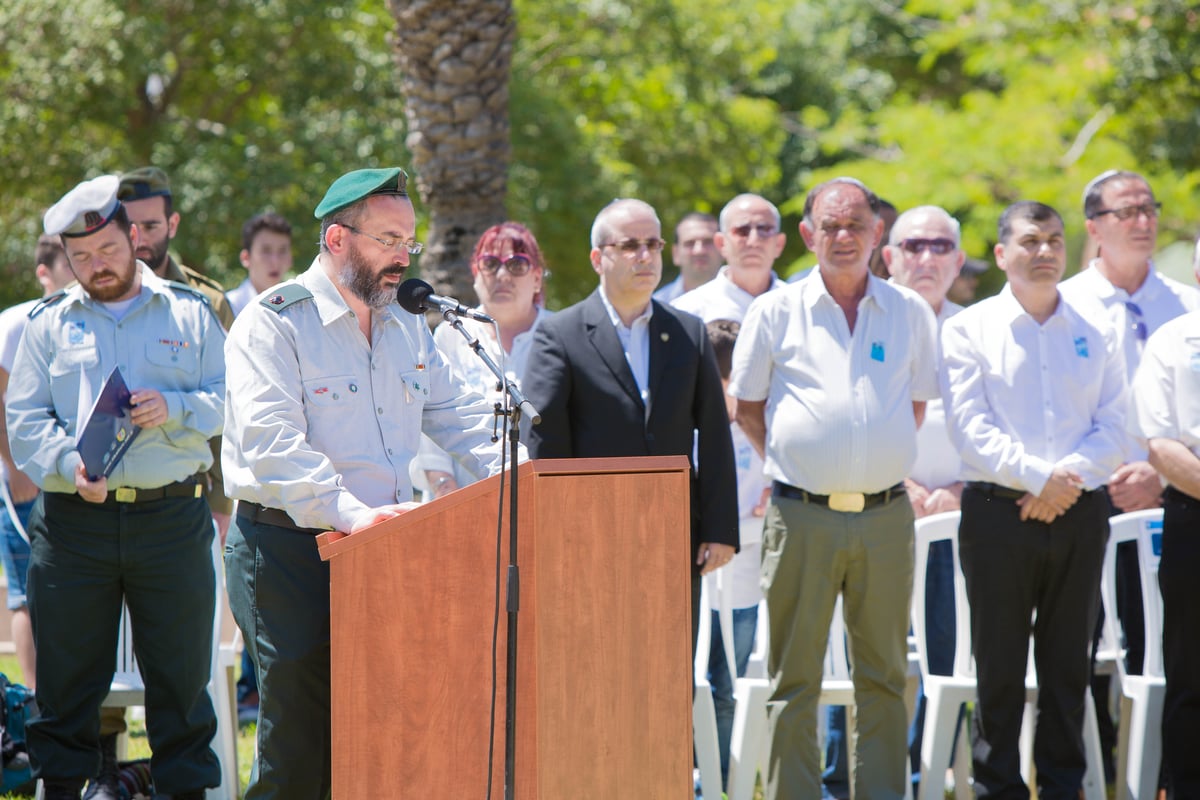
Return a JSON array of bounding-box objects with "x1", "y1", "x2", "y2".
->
[
  {"x1": 771, "y1": 481, "x2": 905, "y2": 513},
  {"x1": 103, "y1": 477, "x2": 203, "y2": 505},
  {"x1": 964, "y1": 481, "x2": 1027, "y2": 500},
  {"x1": 237, "y1": 501, "x2": 328, "y2": 535}
]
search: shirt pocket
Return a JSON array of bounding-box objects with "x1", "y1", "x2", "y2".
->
[
  {"x1": 144, "y1": 339, "x2": 199, "y2": 384},
  {"x1": 398, "y1": 369, "x2": 430, "y2": 451},
  {"x1": 48, "y1": 345, "x2": 101, "y2": 421}
]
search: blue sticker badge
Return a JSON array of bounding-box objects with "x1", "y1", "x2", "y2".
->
[
  {"x1": 870, "y1": 341, "x2": 885, "y2": 362},
  {"x1": 1074, "y1": 336, "x2": 1089, "y2": 358},
  {"x1": 67, "y1": 321, "x2": 86, "y2": 345}
]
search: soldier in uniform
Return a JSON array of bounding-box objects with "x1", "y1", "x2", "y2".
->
[
  {"x1": 222, "y1": 167, "x2": 514, "y2": 800},
  {"x1": 6, "y1": 174, "x2": 225, "y2": 800}
]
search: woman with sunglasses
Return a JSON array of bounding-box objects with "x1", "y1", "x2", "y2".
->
[{"x1": 413, "y1": 221, "x2": 553, "y2": 498}]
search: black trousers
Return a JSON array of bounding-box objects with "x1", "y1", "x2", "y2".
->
[
  {"x1": 1161, "y1": 488, "x2": 1200, "y2": 800},
  {"x1": 959, "y1": 487, "x2": 1109, "y2": 800},
  {"x1": 27, "y1": 492, "x2": 219, "y2": 792}
]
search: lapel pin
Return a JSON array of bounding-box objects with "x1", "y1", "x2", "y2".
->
[{"x1": 660, "y1": 332, "x2": 669, "y2": 342}]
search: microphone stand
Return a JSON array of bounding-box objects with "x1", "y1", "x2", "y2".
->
[{"x1": 440, "y1": 310, "x2": 539, "y2": 800}]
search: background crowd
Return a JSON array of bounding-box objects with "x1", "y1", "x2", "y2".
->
[{"x1": 0, "y1": 163, "x2": 1197, "y2": 800}]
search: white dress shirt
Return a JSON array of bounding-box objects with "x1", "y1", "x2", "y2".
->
[
  {"x1": 1060, "y1": 262, "x2": 1200, "y2": 382},
  {"x1": 940, "y1": 285, "x2": 1128, "y2": 495},
  {"x1": 652, "y1": 275, "x2": 685, "y2": 304},
  {"x1": 598, "y1": 288, "x2": 653, "y2": 414},
  {"x1": 1130, "y1": 310, "x2": 1200, "y2": 461},
  {"x1": 909, "y1": 300, "x2": 965, "y2": 490},
  {"x1": 412, "y1": 306, "x2": 553, "y2": 488},
  {"x1": 729, "y1": 269, "x2": 940, "y2": 494},
  {"x1": 0, "y1": 298, "x2": 38, "y2": 484},
  {"x1": 225, "y1": 277, "x2": 258, "y2": 318},
  {"x1": 672, "y1": 266, "x2": 786, "y2": 323}
]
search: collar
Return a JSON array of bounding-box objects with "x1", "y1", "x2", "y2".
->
[
  {"x1": 64, "y1": 262, "x2": 162, "y2": 310},
  {"x1": 995, "y1": 283, "x2": 1069, "y2": 327},
  {"x1": 303, "y1": 256, "x2": 401, "y2": 328},
  {"x1": 1082, "y1": 258, "x2": 1163, "y2": 302},
  {"x1": 799, "y1": 266, "x2": 886, "y2": 314},
  {"x1": 597, "y1": 286, "x2": 653, "y2": 329}
]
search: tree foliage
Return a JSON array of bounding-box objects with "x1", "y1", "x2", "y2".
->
[
  {"x1": 1, "y1": 0, "x2": 1197, "y2": 310},
  {"x1": 0, "y1": 0, "x2": 406, "y2": 307}
]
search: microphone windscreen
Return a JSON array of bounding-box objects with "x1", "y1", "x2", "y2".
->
[{"x1": 397, "y1": 278, "x2": 434, "y2": 315}]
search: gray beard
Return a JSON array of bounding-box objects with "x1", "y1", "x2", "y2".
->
[{"x1": 338, "y1": 246, "x2": 401, "y2": 310}]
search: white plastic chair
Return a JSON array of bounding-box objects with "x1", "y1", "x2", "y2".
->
[
  {"x1": 911, "y1": 511, "x2": 1106, "y2": 800},
  {"x1": 37, "y1": 531, "x2": 238, "y2": 800},
  {"x1": 1101, "y1": 509, "x2": 1165, "y2": 800}
]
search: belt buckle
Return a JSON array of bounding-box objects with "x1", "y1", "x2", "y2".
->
[
  {"x1": 115, "y1": 487, "x2": 137, "y2": 503},
  {"x1": 828, "y1": 492, "x2": 865, "y2": 513}
]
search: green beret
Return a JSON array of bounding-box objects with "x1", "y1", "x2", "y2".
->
[
  {"x1": 313, "y1": 168, "x2": 408, "y2": 219},
  {"x1": 44, "y1": 175, "x2": 123, "y2": 237},
  {"x1": 117, "y1": 166, "x2": 172, "y2": 201}
]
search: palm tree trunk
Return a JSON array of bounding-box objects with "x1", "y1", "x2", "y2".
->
[{"x1": 387, "y1": 0, "x2": 514, "y2": 304}]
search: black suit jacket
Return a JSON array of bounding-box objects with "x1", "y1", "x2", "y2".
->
[{"x1": 522, "y1": 290, "x2": 738, "y2": 554}]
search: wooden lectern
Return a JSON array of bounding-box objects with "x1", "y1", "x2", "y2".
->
[{"x1": 317, "y1": 456, "x2": 694, "y2": 798}]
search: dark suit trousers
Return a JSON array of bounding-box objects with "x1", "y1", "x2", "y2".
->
[
  {"x1": 1161, "y1": 488, "x2": 1200, "y2": 800},
  {"x1": 959, "y1": 487, "x2": 1109, "y2": 800}
]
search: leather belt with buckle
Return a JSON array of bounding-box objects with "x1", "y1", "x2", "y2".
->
[
  {"x1": 237, "y1": 501, "x2": 328, "y2": 535},
  {"x1": 106, "y1": 478, "x2": 204, "y2": 505},
  {"x1": 963, "y1": 481, "x2": 1027, "y2": 501},
  {"x1": 771, "y1": 481, "x2": 905, "y2": 513}
]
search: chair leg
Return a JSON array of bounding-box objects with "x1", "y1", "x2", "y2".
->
[
  {"x1": 1123, "y1": 684, "x2": 1165, "y2": 800},
  {"x1": 918, "y1": 691, "x2": 961, "y2": 800},
  {"x1": 727, "y1": 679, "x2": 771, "y2": 800},
  {"x1": 1081, "y1": 687, "x2": 1106, "y2": 800}
]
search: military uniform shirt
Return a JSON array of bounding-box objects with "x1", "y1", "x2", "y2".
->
[
  {"x1": 222, "y1": 258, "x2": 509, "y2": 532},
  {"x1": 5, "y1": 265, "x2": 226, "y2": 493}
]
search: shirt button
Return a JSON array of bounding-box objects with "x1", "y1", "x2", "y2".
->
[
  {"x1": 377, "y1": 407, "x2": 384, "y2": 414},
  {"x1": 387, "y1": 448, "x2": 393, "y2": 455}
]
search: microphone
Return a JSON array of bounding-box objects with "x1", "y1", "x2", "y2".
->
[{"x1": 397, "y1": 278, "x2": 494, "y2": 323}]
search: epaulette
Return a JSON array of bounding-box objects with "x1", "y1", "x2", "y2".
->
[
  {"x1": 181, "y1": 264, "x2": 227, "y2": 294},
  {"x1": 260, "y1": 284, "x2": 314, "y2": 313},
  {"x1": 27, "y1": 289, "x2": 67, "y2": 320},
  {"x1": 163, "y1": 279, "x2": 212, "y2": 306}
]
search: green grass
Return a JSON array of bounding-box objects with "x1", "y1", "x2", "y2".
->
[{"x1": 0, "y1": 653, "x2": 256, "y2": 799}]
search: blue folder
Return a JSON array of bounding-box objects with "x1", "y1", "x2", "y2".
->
[{"x1": 76, "y1": 366, "x2": 141, "y2": 480}]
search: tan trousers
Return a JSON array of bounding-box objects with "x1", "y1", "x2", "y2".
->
[{"x1": 761, "y1": 492, "x2": 914, "y2": 800}]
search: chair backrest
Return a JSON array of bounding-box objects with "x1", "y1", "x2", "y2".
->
[
  {"x1": 911, "y1": 511, "x2": 975, "y2": 680},
  {"x1": 1101, "y1": 509, "x2": 1164, "y2": 680}
]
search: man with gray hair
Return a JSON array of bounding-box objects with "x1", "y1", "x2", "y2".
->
[
  {"x1": 730, "y1": 178, "x2": 939, "y2": 799},
  {"x1": 522, "y1": 198, "x2": 739, "y2": 653},
  {"x1": 673, "y1": 194, "x2": 788, "y2": 323},
  {"x1": 882, "y1": 205, "x2": 968, "y2": 792}
]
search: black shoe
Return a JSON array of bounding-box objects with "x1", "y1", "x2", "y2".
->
[
  {"x1": 42, "y1": 778, "x2": 85, "y2": 800},
  {"x1": 82, "y1": 733, "x2": 120, "y2": 800}
]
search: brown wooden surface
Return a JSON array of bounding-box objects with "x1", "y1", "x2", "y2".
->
[{"x1": 318, "y1": 456, "x2": 693, "y2": 799}]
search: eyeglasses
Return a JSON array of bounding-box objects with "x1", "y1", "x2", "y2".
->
[
  {"x1": 1125, "y1": 301, "x2": 1148, "y2": 343},
  {"x1": 341, "y1": 224, "x2": 424, "y2": 255},
  {"x1": 897, "y1": 238, "x2": 956, "y2": 255},
  {"x1": 728, "y1": 223, "x2": 778, "y2": 240},
  {"x1": 477, "y1": 254, "x2": 533, "y2": 276},
  {"x1": 601, "y1": 238, "x2": 667, "y2": 256},
  {"x1": 1091, "y1": 203, "x2": 1161, "y2": 222}
]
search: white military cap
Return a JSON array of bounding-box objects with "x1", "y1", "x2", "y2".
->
[{"x1": 44, "y1": 174, "x2": 123, "y2": 237}]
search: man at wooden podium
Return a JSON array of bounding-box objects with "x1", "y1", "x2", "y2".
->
[
  {"x1": 221, "y1": 167, "x2": 514, "y2": 800},
  {"x1": 522, "y1": 198, "x2": 740, "y2": 654}
]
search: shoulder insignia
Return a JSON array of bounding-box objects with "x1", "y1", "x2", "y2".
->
[
  {"x1": 260, "y1": 284, "x2": 314, "y2": 313},
  {"x1": 181, "y1": 264, "x2": 226, "y2": 294},
  {"x1": 28, "y1": 289, "x2": 67, "y2": 320}
]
